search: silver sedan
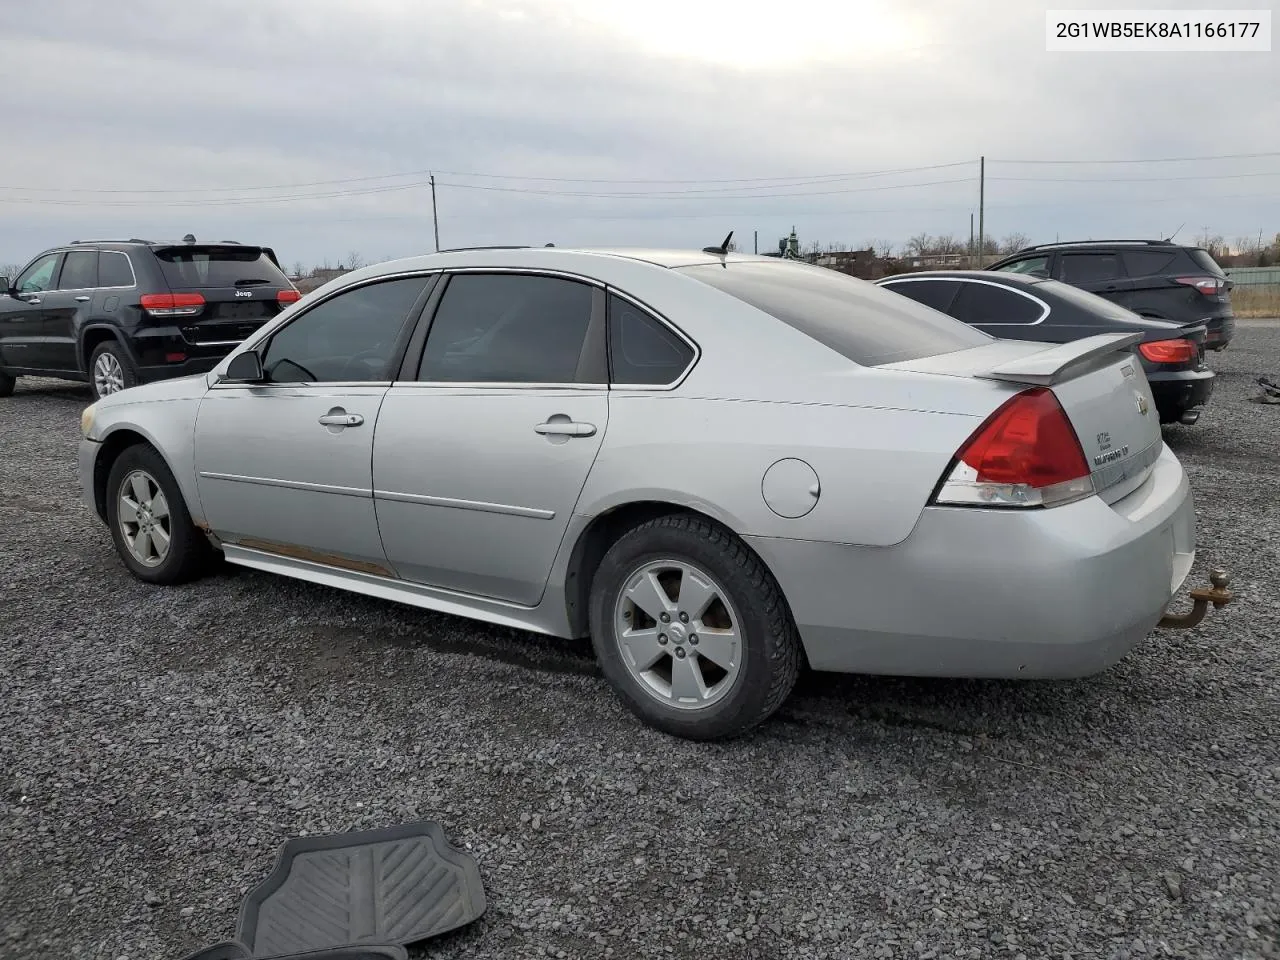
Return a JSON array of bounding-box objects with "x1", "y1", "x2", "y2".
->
[{"x1": 77, "y1": 247, "x2": 1221, "y2": 739}]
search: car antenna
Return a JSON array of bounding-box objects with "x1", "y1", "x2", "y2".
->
[
  {"x1": 1165, "y1": 222, "x2": 1184, "y2": 243},
  {"x1": 702, "y1": 230, "x2": 734, "y2": 256}
]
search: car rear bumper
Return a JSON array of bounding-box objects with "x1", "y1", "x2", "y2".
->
[
  {"x1": 131, "y1": 326, "x2": 240, "y2": 383},
  {"x1": 1148, "y1": 368, "x2": 1215, "y2": 422},
  {"x1": 746, "y1": 443, "x2": 1195, "y2": 679},
  {"x1": 1203, "y1": 312, "x2": 1235, "y2": 349}
]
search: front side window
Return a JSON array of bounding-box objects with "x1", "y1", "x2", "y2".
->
[
  {"x1": 950, "y1": 282, "x2": 1044, "y2": 325},
  {"x1": 58, "y1": 250, "x2": 99, "y2": 290},
  {"x1": 418, "y1": 273, "x2": 594, "y2": 383},
  {"x1": 16, "y1": 254, "x2": 61, "y2": 294},
  {"x1": 995, "y1": 255, "x2": 1050, "y2": 276},
  {"x1": 260, "y1": 276, "x2": 428, "y2": 383},
  {"x1": 608, "y1": 294, "x2": 694, "y2": 385}
]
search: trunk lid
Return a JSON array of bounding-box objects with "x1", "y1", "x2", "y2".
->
[{"x1": 884, "y1": 334, "x2": 1164, "y2": 503}]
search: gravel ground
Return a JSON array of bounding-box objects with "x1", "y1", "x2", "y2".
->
[{"x1": 2, "y1": 323, "x2": 1277, "y2": 960}]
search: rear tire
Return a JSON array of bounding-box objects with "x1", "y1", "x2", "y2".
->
[
  {"x1": 89, "y1": 340, "x2": 137, "y2": 399},
  {"x1": 588, "y1": 513, "x2": 802, "y2": 741},
  {"x1": 105, "y1": 444, "x2": 213, "y2": 585},
  {"x1": 0, "y1": 369, "x2": 14, "y2": 397}
]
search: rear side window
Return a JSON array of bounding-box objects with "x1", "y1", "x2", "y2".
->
[
  {"x1": 608, "y1": 294, "x2": 694, "y2": 385},
  {"x1": 951, "y1": 281, "x2": 1044, "y2": 325},
  {"x1": 1186, "y1": 248, "x2": 1227, "y2": 277},
  {"x1": 880, "y1": 278, "x2": 961, "y2": 314},
  {"x1": 1121, "y1": 250, "x2": 1176, "y2": 277},
  {"x1": 153, "y1": 245, "x2": 291, "y2": 290},
  {"x1": 99, "y1": 252, "x2": 135, "y2": 287},
  {"x1": 58, "y1": 250, "x2": 98, "y2": 290},
  {"x1": 678, "y1": 261, "x2": 989, "y2": 366},
  {"x1": 1059, "y1": 253, "x2": 1123, "y2": 283},
  {"x1": 418, "y1": 273, "x2": 595, "y2": 383}
]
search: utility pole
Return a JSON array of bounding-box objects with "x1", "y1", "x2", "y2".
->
[
  {"x1": 753, "y1": 230, "x2": 758, "y2": 255},
  {"x1": 969, "y1": 212, "x2": 975, "y2": 267},
  {"x1": 430, "y1": 175, "x2": 440, "y2": 252},
  {"x1": 977, "y1": 156, "x2": 985, "y2": 269}
]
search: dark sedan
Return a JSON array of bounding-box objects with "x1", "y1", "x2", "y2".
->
[{"x1": 875, "y1": 271, "x2": 1214, "y2": 425}]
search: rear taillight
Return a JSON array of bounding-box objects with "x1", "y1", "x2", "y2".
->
[
  {"x1": 140, "y1": 292, "x2": 205, "y2": 317},
  {"x1": 933, "y1": 387, "x2": 1094, "y2": 508},
  {"x1": 1174, "y1": 276, "x2": 1224, "y2": 296},
  {"x1": 1139, "y1": 339, "x2": 1198, "y2": 364},
  {"x1": 277, "y1": 289, "x2": 302, "y2": 304}
]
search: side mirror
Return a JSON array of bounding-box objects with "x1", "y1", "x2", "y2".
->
[
  {"x1": 0, "y1": 278, "x2": 10, "y2": 295},
  {"x1": 223, "y1": 350, "x2": 265, "y2": 383}
]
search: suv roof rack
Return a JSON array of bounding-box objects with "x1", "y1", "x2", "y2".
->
[
  {"x1": 69, "y1": 238, "x2": 154, "y2": 245},
  {"x1": 437, "y1": 245, "x2": 530, "y2": 253},
  {"x1": 1016, "y1": 239, "x2": 1176, "y2": 254}
]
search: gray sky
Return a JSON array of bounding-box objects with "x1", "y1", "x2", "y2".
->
[{"x1": 4, "y1": 0, "x2": 1277, "y2": 268}]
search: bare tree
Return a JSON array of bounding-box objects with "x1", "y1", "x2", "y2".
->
[
  {"x1": 906, "y1": 233, "x2": 932, "y2": 257},
  {"x1": 290, "y1": 260, "x2": 306, "y2": 278},
  {"x1": 0, "y1": 263, "x2": 21, "y2": 281},
  {"x1": 871, "y1": 239, "x2": 895, "y2": 259},
  {"x1": 346, "y1": 251, "x2": 367, "y2": 271},
  {"x1": 1000, "y1": 232, "x2": 1031, "y2": 254},
  {"x1": 933, "y1": 234, "x2": 963, "y2": 255}
]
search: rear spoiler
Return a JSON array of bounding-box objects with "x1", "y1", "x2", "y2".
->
[{"x1": 976, "y1": 332, "x2": 1143, "y2": 387}]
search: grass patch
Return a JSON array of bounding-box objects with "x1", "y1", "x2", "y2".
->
[{"x1": 1230, "y1": 287, "x2": 1280, "y2": 319}]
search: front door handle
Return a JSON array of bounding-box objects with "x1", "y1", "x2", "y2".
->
[
  {"x1": 75, "y1": 295, "x2": 91, "y2": 302},
  {"x1": 535, "y1": 420, "x2": 596, "y2": 437},
  {"x1": 20, "y1": 296, "x2": 41, "y2": 305},
  {"x1": 319, "y1": 412, "x2": 364, "y2": 427}
]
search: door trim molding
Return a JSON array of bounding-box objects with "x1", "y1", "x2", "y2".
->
[
  {"x1": 374, "y1": 488, "x2": 555, "y2": 520},
  {"x1": 199, "y1": 470, "x2": 371, "y2": 498}
]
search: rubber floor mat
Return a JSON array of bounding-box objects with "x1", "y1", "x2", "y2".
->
[
  {"x1": 180, "y1": 944, "x2": 407, "y2": 960},
  {"x1": 236, "y1": 821, "x2": 486, "y2": 955}
]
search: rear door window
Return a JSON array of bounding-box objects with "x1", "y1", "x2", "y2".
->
[
  {"x1": 950, "y1": 281, "x2": 1045, "y2": 326},
  {"x1": 1058, "y1": 253, "x2": 1123, "y2": 283},
  {"x1": 58, "y1": 250, "x2": 99, "y2": 290},
  {"x1": 677, "y1": 261, "x2": 989, "y2": 366},
  {"x1": 153, "y1": 245, "x2": 292, "y2": 290},
  {"x1": 879, "y1": 278, "x2": 962, "y2": 315}
]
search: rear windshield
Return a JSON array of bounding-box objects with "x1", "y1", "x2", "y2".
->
[
  {"x1": 1187, "y1": 248, "x2": 1227, "y2": 277},
  {"x1": 152, "y1": 245, "x2": 291, "y2": 290},
  {"x1": 1034, "y1": 277, "x2": 1143, "y2": 322},
  {"x1": 677, "y1": 260, "x2": 990, "y2": 365}
]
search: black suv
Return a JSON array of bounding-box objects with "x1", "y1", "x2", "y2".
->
[
  {"x1": 986, "y1": 240, "x2": 1235, "y2": 350},
  {"x1": 0, "y1": 237, "x2": 300, "y2": 399}
]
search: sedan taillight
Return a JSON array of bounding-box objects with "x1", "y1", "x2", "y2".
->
[
  {"x1": 1138, "y1": 339, "x2": 1198, "y2": 364},
  {"x1": 140, "y1": 293, "x2": 205, "y2": 317}
]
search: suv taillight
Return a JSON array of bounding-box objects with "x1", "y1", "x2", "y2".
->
[
  {"x1": 1174, "y1": 276, "x2": 1224, "y2": 296},
  {"x1": 932, "y1": 387, "x2": 1094, "y2": 508},
  {"x1": 140, "y1": 293, "x2": 205, "y2": 317},
  {"x1": 277, "y1": 289, "x2": 302, "y2": 304},
  {"x1": 1138, "y1": 339, "x2": 1198, "y2": 364}
]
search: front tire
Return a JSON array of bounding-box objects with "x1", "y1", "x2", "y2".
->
[
  {"x1": 588, "y1": 513, "x2": 802, "y2": 741},
  {"x1": 89, "y1": 340, "x2": 137, "y2": 399},
  {"x1": 105, "y1": 444, "x2": 212, "y2": 585}
]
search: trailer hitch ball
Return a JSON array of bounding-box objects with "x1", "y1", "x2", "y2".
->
[{"x1": 1158, "y1": 567, "x2": 1233, "y2": 629}]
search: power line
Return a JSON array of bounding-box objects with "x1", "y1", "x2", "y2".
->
[
  {"x1": 0, "y1": 160, "x2": 975, "y2": 195},
  {"x1": 991, "y1": 150, "x2": 1280, "y2": 165},
  {"x1": 991, "y1": 170, "x2": 1280, "y2": 184}
]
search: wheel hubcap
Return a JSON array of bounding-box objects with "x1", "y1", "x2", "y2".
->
[
  {"x1": 94, "y1": 353, "x2": 124, "y2": 396},
  {"x1": 118, "y1": 470, "x2": 171, "y2": 567},
  {"x1": 614, "y1": 559, "x2": 742, "y2": 710}
]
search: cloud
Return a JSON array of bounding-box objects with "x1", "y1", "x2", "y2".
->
[{"x1": 3, "y1": 0, "x2": 1277, "y2": 266}]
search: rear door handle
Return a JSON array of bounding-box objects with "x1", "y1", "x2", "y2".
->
[
  {"x1": 535, "y1": 420, "x2": 596, "y2": 437},
  {"x1": 74, "y1": 295, "x2": 91, "y2": 302},
  {"x1": 319, "y1": 413, "x2": 364, "y2": 427}
]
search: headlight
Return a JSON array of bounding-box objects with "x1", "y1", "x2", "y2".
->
[{"x1": 80, "y1": 403, "x2": 97, "y2": 438}]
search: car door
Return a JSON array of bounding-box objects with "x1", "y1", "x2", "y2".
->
[
  {"x1": 193, "y1": 274, "x2": 435, "y2": 573},
  {"x1": 0, "y1": 253, "x2": 61, "y2": 369},
  {"x1": 41, "y1": 248, "x2": 98, "y2": 372},
  {"x1": 948, "y1": 279, "x2": 1055, "y2": 341},
  {"x1": 1055, "y1": 251, "x2": 1134, "y2": 304},
  {"x1": 373, "y1": 270, "x2": 609, "y2": 605}
]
